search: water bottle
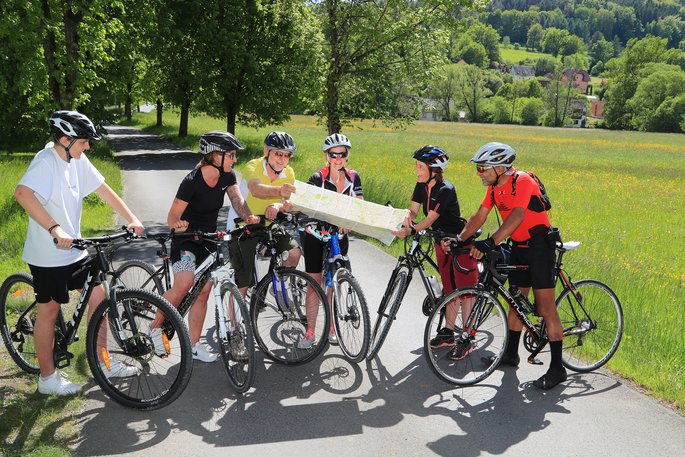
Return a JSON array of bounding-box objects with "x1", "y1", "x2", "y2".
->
[
  {"x1": 509, "y1": 285, "x2": 535, "y2": 314},
  {"x1": 428, "y1": 275, "x2": 443, "y2": 298}
]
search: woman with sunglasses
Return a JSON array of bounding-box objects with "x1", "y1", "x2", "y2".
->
[
  {"x1": 298, "y1": 133, "x2": 363, "y2": 349},
  {"x1": 150, "y1": 131, "x2": 258, "y2": 363},
  {"x1": 392, "y1": 145, "x2": 478, "y2": 361}
]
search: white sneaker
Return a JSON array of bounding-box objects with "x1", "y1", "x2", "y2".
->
[
  {"x1": 229, "y1": 331, "x2": 249, "y2": 362},
  {"x1": 328, "y1": 331, "x2": 338, "y2": 345},
  {"x1": 297, "y1": 333, "x2": 315, "y2": 350},
  {"x1": 148, "y1": 328, "x2": 169, "y2": 357},
  {"x1": 100, "y1": 360, "x2": 140, "y2": 378},
  {"x1": 38, "y1": 371, "x2": 82, "y2": 396},
  {"x1": 192, "y1": 342, "x2": 218, "y2": 363}
]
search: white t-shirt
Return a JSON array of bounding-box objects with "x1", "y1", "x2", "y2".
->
[{"x1": 19, "y1": 144, "x2": 105, "y2": 267}]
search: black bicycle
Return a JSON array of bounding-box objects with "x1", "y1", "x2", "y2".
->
[
  {"x1": 114, "y1": 227, "x2": 257, "y2": 393},
  {"x1": 366, "y1": 229, "x2": 448, "y2": 360},
  {"x1": 0, "y1": 228, "x2": 193, "y2": 410},
  {"x1": 424, "y1": 238, "x2": 624, "y2": 386}
]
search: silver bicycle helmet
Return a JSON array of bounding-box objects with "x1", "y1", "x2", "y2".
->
[
  {"x1": 471, "y1": 142, "x2": 516, "y2": 167},
  {"x1": 322, "y1": 133, "x2": 352, "y2": 152}
]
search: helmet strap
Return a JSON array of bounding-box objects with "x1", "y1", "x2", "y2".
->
[
  {"x1": 266, "y1": 153, "x2": 283, "y2": 175},
  {"x1": 62, "y1": 138, "x2": 77, "y2": 163}
]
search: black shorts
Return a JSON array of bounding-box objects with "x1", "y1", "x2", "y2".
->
[
  {"x1": 228, "y1": 227, "x2": 298, "y2": 288},
  {"x1": 169, "y1": 238, "x2": 215, "y2": 272},
  {"x1": 508, "y1": 244, "x2": 556, "y2": 289},
  {"x1": 29, "y1": 257, "x2": 99, "y2": 304},
  {"x1": 303, "y1": 232, "x2": 349, "y2": 273}
]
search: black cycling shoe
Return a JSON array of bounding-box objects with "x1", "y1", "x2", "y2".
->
[
  {"x1": 533, "y1": 367, "x2": 568, "y2": 390},
  {"x1": 482, "y1": 352, "x2": 520, "y2": 368}
]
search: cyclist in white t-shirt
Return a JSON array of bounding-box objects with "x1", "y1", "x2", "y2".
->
[{"x1": 14, "y1": 110, "x2": 145, "y2": 396}]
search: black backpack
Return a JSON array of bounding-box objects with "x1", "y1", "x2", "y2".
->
[{"x1": 491, "y1": 170, "x2": 552, "y2": 212}]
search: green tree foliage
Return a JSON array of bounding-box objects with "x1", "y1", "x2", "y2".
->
[
  {"x1": 485, "y1": 95, "x2": 511, "y2": 124},
  {"x1": 319, "y1": 0, "x2": 472, "y2": 133},
  {"x1": 604, "y1": 36, "x2": 670, "y2": 129},
  {"x1": 429, "y1": 66, "x2": 460, "y2": 120},
  {"x1": 534, "y1": 56, "x2": 558, "y2": 76},
  {"x1": 541, "y1": 28, "x2": 570, "y2": 57},
  {"x1": 468, "y1": 23, "x2": 501, "y2": 63},
  {"x1": 627, "y1": 63, "x2": 685, "y2": 132},
  {"x1": 543, "y1": 70, "x2": 578, "y2": 127},
  {"x1": 526, "y1": 23, "x2": 544, "y2": 51},
  {"x1": 453, "y1": 36, "x2": 488, "y2": 67},
  {"x1": 453, "y1": 64, "x2": 492, "y2": 122},
  {"x1": 518, "y1": 97, "x2": 543, "y2": 125}
]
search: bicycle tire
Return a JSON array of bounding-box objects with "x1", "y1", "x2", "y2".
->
[
  {"x1": 366, "y1": 269, "x2": 408, "y2": 360},
  {"x1": 424, "y1": 287, "x2": 508, "y2": 386},
  {"x1": 0, "y1": 273, "x2": 40, "y2": 374},
  {"x1": 332, "y1": 271, "x2": 370, "y2": 363},
  {"x1": 216, "y1": 281, "x2": 255, "y2": 393},
  {"x1": 250, "y1": 268, "x2": 329, "y2": 365},
  {"x1": 556, "y1": 279, "x2": 624, "y2": 372},
  {"x1": 86, "y1": 288, "x2": 193, "y2": 410},
  {"x1": 114, "y1": 259, "x2": 165, "y2": 295}
]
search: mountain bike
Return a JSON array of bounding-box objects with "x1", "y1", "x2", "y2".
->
[
  {"x1": 301, "y1": 220, "x2": 370, "y2": 363},
  {"x1": 366, "y1": 229, "x2": 448, "y2": 360},
  {"x1": 0, "y1": 228, "x2": 192, "y2": 410},
  {"x1": 245, "y1": 213, "x2": 330, "y2": 366},
  {"x1": 424, "y1": 239, "x2": 624, "y2": 386},
  {"x1": 115, "y1": 227, "x2": 257, "y2": 393}
]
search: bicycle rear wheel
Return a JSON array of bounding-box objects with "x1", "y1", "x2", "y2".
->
[
  {"x1": 0, "y1": 273, "x2": 40, "y2": 374},
  {"x1": 114, "y1": 260, "x2": 164, "y2": 295},
  {"x1": 332, "y1": 271, "x2": 370, "y2": 363},
  {"x1": 556, "y1": 279, "x2": 623, "y2": 372},
  {"x1": 216, "y1": 281, "x2": 255, "y2": 393},
  {"x1": 250, "y1": 268, "x2": 329, "y2": 365},
  {"x1": 424, "y1": 288, "x2": 508, "y2": 386},
  {"x1": 86, "y1": 289, "x2": 192, "y2": 410},
  {"x1": 366, "y1": 269, "x2": 407, "y2": 360}
]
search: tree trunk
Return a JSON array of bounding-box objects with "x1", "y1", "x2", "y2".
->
[
  {"x1": 40, "y1": 0, "x2": 61, "y2": 106},
  {"x1": 325, "y1": 0, "x2": 342, "y2": 134},
  {"x1": 179, "y1": 101, "x2": 189, "y2": 137},
  {"x1": 124, "y1": 82, "x2": 133, "y2": 120},
  {"x1": 62, "y1": 8, "x2": 83, "y2": 109},
  {"x1": 226, "y1": 105, "x2": 238, "y2": 135},
  {"x1": 156, "y1": 98, "x2": 163, "y2": 127}
]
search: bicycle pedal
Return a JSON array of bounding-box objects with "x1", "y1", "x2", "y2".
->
[{"x1": 527, "y1": 357, "x2": 544, "y2": 365}]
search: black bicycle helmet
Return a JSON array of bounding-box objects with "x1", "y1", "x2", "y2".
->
[
  {"x1": 471, "y1": 142, "x2": 516, "y2": 167},
  {"x1": 264, "y1": 131, "x2": 296, "y2": 153},
  {"x1": 49, "y1": 110, "x2": 101, "y2": 141},
  {"x1": 412, "y1": 145, "x2": 449, "y2": 171},
  {"x1": 199, "y1": 131, "x2": 243, "y2": 154},
  {"x1": 322, "y1": 133, "x2": 352, "y2": 152}
]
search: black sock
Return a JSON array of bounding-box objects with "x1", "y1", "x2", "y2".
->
[
  {"x1": 506, "y1": 330, "x2": 521, "y2": 357},
  {"x1": 549, "y1": 340, "x2": 564, "y2": 371}
]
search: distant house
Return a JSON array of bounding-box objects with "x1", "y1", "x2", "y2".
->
[
  {"x1": 587, "y1": 95, "x2": 605, "y2": 118},
  {"x1": 509, "y1": 65, "x2": 535, "y2": 80},
  {"x1": 562, "y1": 69, "x2": 592, "y2": 94},
  {"x1": 420, "y1": 98, "x2": 454, "y2": 122},
  {"x1": 569, "y1": 99, "x2": 588, "y2": 127}
]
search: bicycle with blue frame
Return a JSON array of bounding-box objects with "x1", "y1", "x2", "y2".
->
[{"x1": 300, "y1": 219, "x2": 370, "y2": 363}]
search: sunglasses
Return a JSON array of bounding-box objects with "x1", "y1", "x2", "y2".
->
[
  {"x1": 476, "y1": 164, "x2": 492, "y2": 173},
  {"x1": 271, "y1": 150, "x2": 292, "y2": 158},
  {"x1": 328, "y1": 151, "x2": 348, "y2": 159},
  {"x1": 224, "y1": 151, "x2": 237, "y2": 159}
]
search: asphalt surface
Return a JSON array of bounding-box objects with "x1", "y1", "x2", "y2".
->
[{"x1": 73, "y1": 125, "x2": 685, "y2": 456}]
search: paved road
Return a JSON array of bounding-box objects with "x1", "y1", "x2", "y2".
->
[{"x1": 74, "y1": 126, "x2": 685, "y2": 456}]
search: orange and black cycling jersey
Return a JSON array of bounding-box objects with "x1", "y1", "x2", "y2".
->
[
  {"x1": 412, "y1": 179, "x2": 464, "y2": 234},
  {"x1": 481, "y1": 169, "x2": 550, "y2": 243}
]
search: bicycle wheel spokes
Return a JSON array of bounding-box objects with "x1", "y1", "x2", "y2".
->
[
  {"x1": 424, "y1": 288, "x2": 508, "y2": 386},
  {"x1": 0, "y1": 273, "x2": 40, "y2": 374},
  {"x1": 333, "y1": 273, "x2": 370, "y2": 363},
  {"x1": 367, "y1": 270, "x2": 407, "y2": 360},
  {"x1": 216, "y1": 282, "x2": 255, "y2": 393},
  {"x1": 87, "y1": 289, "x2": 192, "y2": 410},
  {"x1": 556, "y1": 279, "x2": 624, "y2": 372},
  {"x1": 251, "y1": 268, "x2": 328, "y2": 365},
  {"x1": 114, "y1": 260, "x2": 164, "y2": 295}
]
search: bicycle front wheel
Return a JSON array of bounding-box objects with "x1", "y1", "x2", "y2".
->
[
  {"x1": 250, "y1": 268, "x2": 329, "y2": 365},
  {"x1": 86, "y1": 289, "x2": 193, "y2": 410},
  {"x1": 424, "y1": 288, "x2": 508, "y2": 386},
  {"x1": 0, "y1": 273, "x2": 40, "y2": 374},
  {"x1": 556, "y1": 279, "x2": 624, "y2": 372},
  {"x1": 114, "y1": 259, "x2": 164, "y2": 295},
  {"x1": 216, "y1": 281, "x2": 255, "y2": 393},
  {"x1": 332, "y1": 271, "x2": 370, "y2": 363},
  {"x1": 366, "y1": 269, "x2": 407, "y2": 360}
]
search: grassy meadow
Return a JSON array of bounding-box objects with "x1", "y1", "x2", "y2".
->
[
  {"x1": 499, "y1": 45, "x2": 554, "y2": 64},
  {"x1": 0, "y1": 142, "x2": 122, "y2": 456},
  {"x1": 123, "y1": 111, "x2": 685, "y2": 410}
]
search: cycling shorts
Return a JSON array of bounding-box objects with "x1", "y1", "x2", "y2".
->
[
  {"x1": 508, "y1": 243, "x2": 556, "y2": 289},
  {"x1": 29, "y1": 257, "x2": 99, "y2": 304},
  {"x1": 170, "y1": 238, "x2": 214, "y2": 274},
  {"x1": 228, "y1": 228, "x2": 299, "y2": 288},
  {"x1": 303, "y1": 232, "x2": 350, "y2": 274}
]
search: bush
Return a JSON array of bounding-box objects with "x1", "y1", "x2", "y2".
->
[{"x1": 519, "y1": 97, "x2": 544, "y2": 125}]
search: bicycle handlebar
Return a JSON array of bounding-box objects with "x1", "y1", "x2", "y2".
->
[{"x1": 58, "y1": 226, "x2": 143, "y2": 250}]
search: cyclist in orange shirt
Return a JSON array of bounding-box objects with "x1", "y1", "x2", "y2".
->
[{"x1": 456, "y1": 142, "x2": 567, "y2": 390}]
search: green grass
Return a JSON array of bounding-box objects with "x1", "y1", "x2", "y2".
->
[
  {"x1": 0, "y1": 140, "x2": 122, "y2": 456},
  {"x1": 126, "y1": 111, "x2": 685, "y2": 411},
  {"x1": 499, "y1": 45, "x2": 555, "y2": 65}
]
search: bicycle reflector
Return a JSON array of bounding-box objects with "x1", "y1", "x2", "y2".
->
[{"x1": 101, "y1": 347, "x2": 112, "y2": 371}]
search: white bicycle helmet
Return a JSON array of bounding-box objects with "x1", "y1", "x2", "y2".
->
[
  {"x1": 49, "y1": 110, "x2": 101, "y2": 141},
  {"x1": 322, "y1": 133, "x2": 352, "y2": 152},
  {"x1": 471, "y1": 142, "x2": 516, "y2": 167}
]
